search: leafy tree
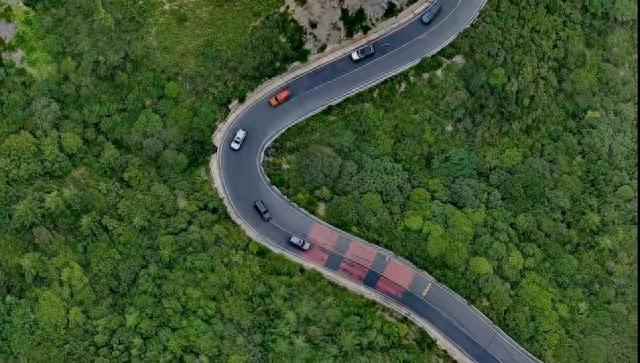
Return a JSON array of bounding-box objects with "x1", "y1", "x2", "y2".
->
[
  {"x1": 488, "y1": 67, "x2": 507, "y2": 88},
  {"x1": 403, "y1": 211, "x2": 424, "y2": 231},
  {"x1": 469, "y1": 256, "x2": 493, "y2": 275}
]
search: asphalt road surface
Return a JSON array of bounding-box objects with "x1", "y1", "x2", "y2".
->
[{"x1": 217, "y1": 1, "x2": 541, "y2": 362}]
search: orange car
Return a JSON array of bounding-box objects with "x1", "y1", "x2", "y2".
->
[{"x1": 268, "y1": 88, "x2": 291, "y2": 107}]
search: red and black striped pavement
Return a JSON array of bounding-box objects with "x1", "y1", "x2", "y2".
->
[{"x1": 299, "y1": 222, "x2": 500, "y2": 363}]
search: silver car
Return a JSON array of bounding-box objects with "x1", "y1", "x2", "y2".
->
[
  {"x1": 289, "y1": 235, "x2": 311, "y2": 251},
  {"x1": 230, "y1": 129, "x2": 247, "y2": 150}
]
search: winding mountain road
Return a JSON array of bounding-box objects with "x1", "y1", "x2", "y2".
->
[{"x1": 212, "y1": 1, "x2": 541, "y2": 362}]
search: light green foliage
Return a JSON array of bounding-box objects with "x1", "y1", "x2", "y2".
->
[
  {"x1": 0, "y1": 132, "x2": 41, "y2": 182},
  {"x1": 409, "y1": 187, "x2": 431, "y2": 207},
  {"x1": 35, "y1": 289, "x2": 66, "y2": 335},
  {"x1": 488, "y1": 67, "x2": 507, "y2": 88},
  {"x1": 469, "y1": 256, "x2": 493, "y2": 275},
  {"x1": 0, "y1": 0, "x2": 449, "y2": 361},
  {"x1": 499, "y1": 148, "x2": 523, "y2": 168},
  {"x1": 164, "y1": 81, "x2": 180, "y2": 99},
  {"x1": 266, "y1": 0, "x2": 638, "y2": 361},
  {"x1": 60, "y1": 132, "x2": 83, "y2": 156},
  {"x1": 403, "y1": 210, "x2": 424, "y2": 231}
]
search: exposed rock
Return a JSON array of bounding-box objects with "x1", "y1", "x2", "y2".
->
[
  {"x1": 1, "y1": 16, "x2": 24, "y2": 66},
  {"x1": 0, "y1": 19, "x2": 17, "y2": 42},
  {"x1": 451, "y1": 54, "x2": 466, "y2": 66},
  {"x1": 285, "y1": 0, "x2": 413, "y2": 54},
  {"x1": 5, "y1": 48, "x2": 23, "y2": 65}
]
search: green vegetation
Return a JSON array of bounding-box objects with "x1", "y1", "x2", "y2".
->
[
  {"x1": 383, "y1": 1, "x2": 418, "y2": 20},
  {"x1": 0, "y1": 0, "x2": 450, "y2": 360},
  {"x1": 383, "y1": 2, "x2": 400, "y2": 20},
  {"x1": 267, "y1": 0, "x2": 638, "y2": 361},
  {"x1": 340, "y1": 7, "x2": 371, "y2": 38}
]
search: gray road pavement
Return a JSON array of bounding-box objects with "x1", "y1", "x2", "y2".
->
[{"x1": 216, "y1": 1, "x2": 541, "y2": 362}]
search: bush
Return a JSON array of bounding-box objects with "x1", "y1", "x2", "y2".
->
[{"x1": 340, "y1": 7, "x2": 370, "y2": 38}]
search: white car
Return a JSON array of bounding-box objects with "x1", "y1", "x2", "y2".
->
[
  {"x1": 230, "y1": 129, "x2": 247, "y2": 150},
  {"x1": 350, "y1": 44, "x2": 375, "y2": 61}
]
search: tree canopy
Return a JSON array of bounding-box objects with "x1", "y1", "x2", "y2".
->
[
  {"x1": 0, "y1": 0, "x2": 451, "y2": 360},
  {"x1": 266, "y1": 0, "x2": 638, "y2": 361}
]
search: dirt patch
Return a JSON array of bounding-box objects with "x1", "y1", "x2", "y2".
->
[
  {"x1": 316, "y1": 202, "x2": 327, "y2": 217},
  {"x1": 227, "y1": 99, "x2": 240, "y2": 112},
  {"x1": 284, "y1": 0, "x2": 342, "y2": 53},
  {"x1": 285, "y1": 0, "x2": 414, "y2": 54}
]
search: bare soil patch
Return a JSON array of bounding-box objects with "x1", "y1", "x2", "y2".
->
[{"x1": 285, "y1": 0, "x2": 413, "y2": 54}]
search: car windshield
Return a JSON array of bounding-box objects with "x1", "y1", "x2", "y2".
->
[{"x1": 358, "y1": 46, "x2": 371, "y2": 55}]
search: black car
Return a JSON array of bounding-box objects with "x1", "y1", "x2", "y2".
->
[
  {"x1": 254, "y1": 200, "x2": 272, "y2": 222},
  {"x1": 421, "y1": 1, "x2": 441, "y2": 25}
]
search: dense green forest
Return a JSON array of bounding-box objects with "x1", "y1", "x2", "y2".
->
[
  {"x1": 0, "y1": 0, "x2": 452, "y2": 360},
  {"x1": 267, "y1": 0, "x2": 638, "y2": 361}
]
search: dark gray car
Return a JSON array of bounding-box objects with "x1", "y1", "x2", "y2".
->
[
  {"x1": 254, "y1": 200, "x2": 272, "y2": 222},
  {"x1": 421, "y1": 1, "x2": 442, "y2": 25}
]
